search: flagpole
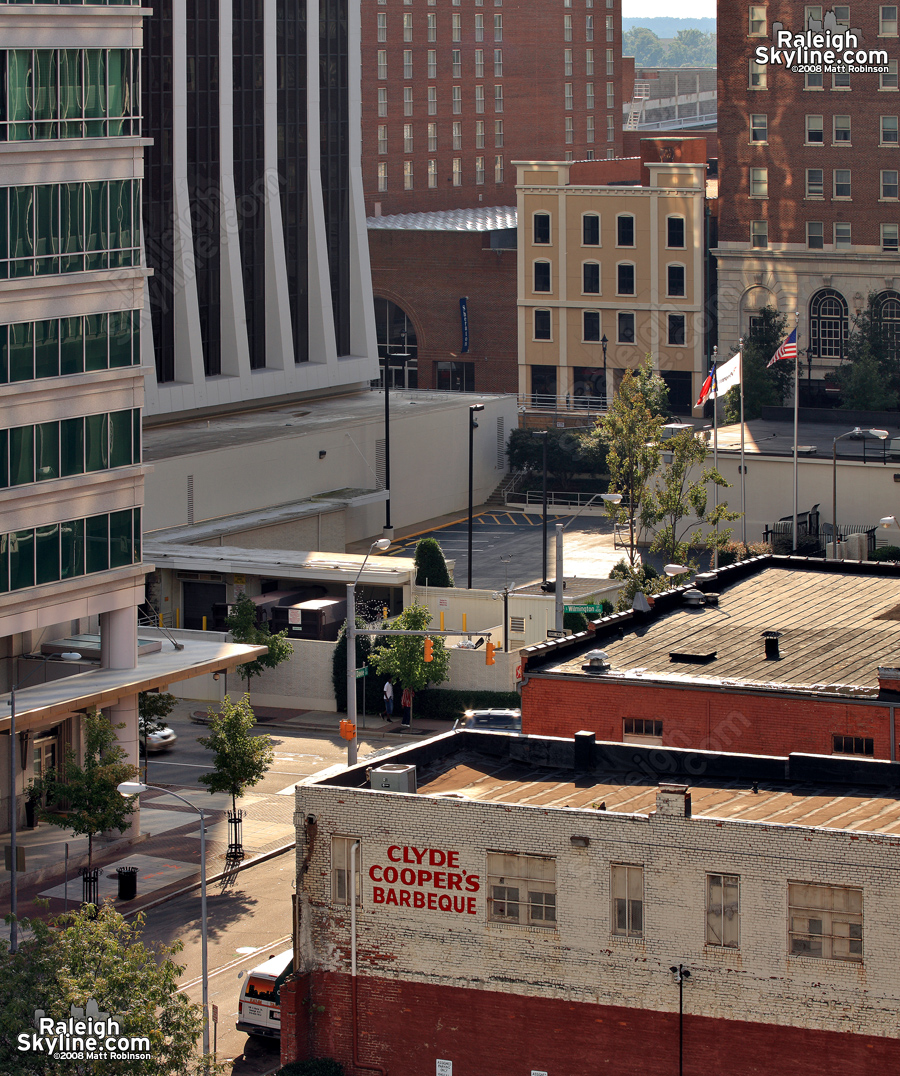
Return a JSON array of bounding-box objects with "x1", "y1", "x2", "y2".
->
[
  {"x1": 712, "y1": 346, "x2": 719, "y2": 569},
  {"x1": 739, "y1": 337, "x2": 746, "y2": 546},
  {"x1": 792, "y1": 311, "x2": 800, "y2": 552}
]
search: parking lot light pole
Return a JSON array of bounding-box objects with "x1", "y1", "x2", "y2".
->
[
  {"x1": 467, "y1": 404, "x2": 485, "y2": 588},
  {"x1": 833, "y1": 428, "x2": 888, "y2": 557},
  {"x1": 347, "y1": 538, "x2": 392, "y2": 765}
]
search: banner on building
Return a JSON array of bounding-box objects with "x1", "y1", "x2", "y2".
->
[{"x1": 459, "y1": 297, "x2": 469, "y2": 353}]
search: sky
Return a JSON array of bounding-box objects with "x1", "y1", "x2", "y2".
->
[{"x1": 622, "y1": 1, "x2": 716, "y2": 16}]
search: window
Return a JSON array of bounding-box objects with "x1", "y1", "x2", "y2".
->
[
  {"x1": 751, "y1": 220, "x2": 768, "y2": 248},
  {"x1": 427, "y1": 50, "x2": 437, "y2": 78},
  {"x1": 565, "y1": 116, "x2": 574, "y2": 143},
  {"x1": 586, "y1": 48, "x2": 594, "y2": 74},
  {"x1": 750, "y1": 60, "x2": 766, "y2": 88},
  {"x1": 495, "y1": 120, "x2": 503, "y2": 146},
  {"x1": 607, "y1": 115, "x2": 615, "y2": 141},
  {"x1": 806, "y1": 70, "x2": 824, "y2": 89},
  {"x1": 750, "y1": 167, "x2": 768, "y2": 196},
  {"x1": 606, "y1": 82, "x2": 615, "y2": 108},
  {"x1": 583, "y1": 262, "x2": 600, "y2": 294},
  {"x1": 494, "y1": 49, "x2": 503, "y2": 77},
  {"x1": 475, "y1": 85, "x2": 485, "y2": 113},
  {"x1": 883, "y1": 223, "x2": 899, "y2": 251},
  {"x1": 452, "y1": 13, "x2": 461, "y2": 40},
  {"x1": 618, "y1": 311, "x2": 635, "y2": 343},
  {"x1": 806, "y1": 114, "x2": 823, "y2": 142},
  {"x1": 617, "y1": 263, "x2": 635, "y2": 295},
  {"x1": 404, "y1": 87, "x2": 413, "y2": 116},
  {"x1": 565, "y1": 83, "x2": 574, "y2": 110},
  {"x1": 428, "y1": 122, "x2": 437, "y2": 151},
  {"x1": 565, "y1": 48, "x2": 573, "y2": 75},
  {"x1": 436, "y1": 361, "x2": 475, "y2": 392},
  {"x1": 377, "y1": 162, "x2": 387, "y2": 192},
  {"x1": 750, "y1": 113, "x2": 767, "y2": 142},
  {"x1": 494, "y1": 13, "x2": 502, "y2": 40},
  {"x1": 452, "y1": 158, "x2": 462, "y2": 186},
  {"x1": 833, "y1": 115, "x2": 851, "y2": 143},
  {"x1": 881, "y1": 5, "x2": 899, "y2": 34},
  {"x1": 583, "y1": 310, "x2": 601, "y2": 341},
  {"x1": 883, "y1": 170, "x2": 899, "y2": 198},
  {"x1": 605, "y1": 14, "x2": 613, "y2": 39},
  {"x1": 833, "y1": 70, "x2": 850, "y2": 89},
  {"x1": 564, "y1": 14, "x2": 573, "y2": 41},
  {"x1": 494, "y1": 155, "x2": 504, "y2": 182},
  {"x1": 378, "y1": 87, "x2": 388, "y2": 117},
  {"x1": 607, "y1": 48, "x2": 614, "y2": 75},
  {"x1": 810, "y1": 287, "x2": 849, "y2": 357},
  {"x1": 668, "y1": 314, "x2": 686, "y2": 346},
  {"x1": 667, "y1": 216, "x2": 685, "y2": 248},
  {"x1": 617, "y1": 215, "x2": 635, "y2": 247},
  {"x1": 707, "y1": 874, "x2": 740, "y2": 948},
  {"x1": 452, "y1": 85, "x2": 461, "y2": 114},
  {"x1": 807, "y1": 221, "x2": 824, "y2": 249},
  {"x1": 667, "y1": 264, "x2": 685, "y2": 296},
  {"x1": 475, "y1": 13, "x2": 484, "y2": 40},
  {"x1": 428, "y1": 86, "x2": 437, "y2": 115},
  {"x1": 427, "y1": 13, "x2": 436, "y2": 41},
  {"x1": 833, "y1": 734, "x2": 874, "y2": 756},
  {"x1": 805, "y1": 5, "x2": 823, "y2": 23},
  {"x1": 611, "y1": 864, "x2": 643, "y2": 937},
  {"x1": 451, "y1": 49, "x2": 461, "y2": 78},
  {"x1": 789, "y1": 883, "x2": 862, "y2": 962},
  {"x1": 623, "y1": 718, "x2": 662, "y2": 739},
  {"x1": 534, "y1": 309, "x2": 551, "y2": 340},
  {"x1": 533, "y1": 213, "x2": 550, "y2": 245},
  {"x1": 833, "y1": 4, "x2": 849, "y2": 25},
  {"x1": 587, "y1": 14, "x2": 594, "y2": 40},
  {"x1": 587, "y1": 116, "x2": 595, "y2": 142},
  {"x1": 377, "y1": 50, "x2": 387, "y2": 78},
  {"x1": 806, "y1": 168, "x2": 824, "y2": 197},
  {"x1": 403, "y1": 124, "x2": 413, "y2": 153},
  {"x1": 377, "y1": 12, "x2": 386, "y2": 41},
  {"x1": 332, "y1": 837, "x2": 361, "y2": 905},
  {"x1": 583, "y1": 214, "x2": 600, "y2": 246},
  {"x1": 882, "y1": 115, "x2": 899, "y2": 143},
  {"x1": 378, "y1": 125, "x2": 388, "y2": 154},
  {"x1": 749, "y1": 5, "x2": 766, "y2": 34},
  {"x1": 402, "y1": 13, "x2": 413, "y2": 42},
  {"x1": 494, "y1": 85, "x2": 503, "y2": 112},
  {"x1": 428, "y1": 159, "x2": 437, "y2": 188},
  {"x1": 833, "y1": 169, "x2": 851, "y2": 197},
  {"x1": 534, "y1": 261, "x2": 551, "y2": 292},
  {"x1": 488, "y1": 853, "x2": 556, "y2": 927},
  {"x1": 475, "y1": 156, "x2": 485, "y2": 184},
  {"x1": 402, "y1": 161, "x2": 413, "y2": 191},
  {"x1": 475, "y1": 49, "x2": 484, "y2": 77},
  {"x1": 452, "y1": 121, "x2": 462, "y2": 150},
  {"x1": 475, "y1": 120, "x2": 485, "y2": 148}
]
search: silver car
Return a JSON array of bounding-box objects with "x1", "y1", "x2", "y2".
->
[
  {"x1": 144, "y1": 726, "x2": 178, "y2": 753},
  {"x1": 454, "y1": 708, "x2": 522, "y2": 732}
]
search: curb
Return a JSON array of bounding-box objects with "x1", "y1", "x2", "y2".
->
[{"x1": 122, "y1": 841, "x2": 297, "y2": 919}]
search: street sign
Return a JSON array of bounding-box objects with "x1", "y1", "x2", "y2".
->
[
  {"x1": 355, "y1": 666, "x2": 369, "y2": 679},
  {"x1": 4, "y1": 846, "x2": 25, "y2": 872},
  {"x1": 436, "y1": 1063, "x2": 452, "y2": 1076},
  {"x1": 564, "y1": 604, "x2": 604, "y2": 614},
  {"x1": 211, "y1": 1004, "x2": 218, "y2": 1024},
  {"x1": 546, "y1": 629, "x2": 567, "y2": 639}
]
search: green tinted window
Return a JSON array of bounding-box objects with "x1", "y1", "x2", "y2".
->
[
  {"x1": 108, "y1": 309, "x2": 132, "y2": 367},
  {"x1": 9, "y1": 425, "x2": 33, "y2": 485},
  {"x1": 109, "y1": 409, "x2": 131, "y2": 468},
  {"x1": 60, "y1": 183, "x2": 84, "y2": 272},
  {"x1": 34, "y1": 185, "x2": 59, "y2": 274},
  {"x1": 60, "y1": 416, "x2": 84, "y2": 476},
  {"x1": 84, "y1": 413, "x2": 108, "y2": 472},
  {"x1": 0, "y1": 324, "x2": 7, "y2": 382},
  {"x1": 8, "y1": 320, "x2": 33, "y2": 381},
  {"x1": 132, "y1": 408, "x2": 141, "y2": 462},
  {"x1": 60, "y1": 518, "x2": 84, "y2": 579},
  {"x1": 60, "y1": 316, "x2": 84, "y2": 374},
  {"x1": 84, "y1": 312, "x2": 107, "y2": 370},
  {"x1": 35, "y1": 523, "x2": 60, "y2": 584},
  {"x1": 0, "y1": 429, "x2": 7, "y2": 487},
  {"x1": 35, "y1": 422, "x2": 59, "y2": 480},
  {"x1": 0, "y1": 535, "x2": 7, "y2": 593},
  {"x1": 109, "y1": 509, "x2": 132, "y2": 568},
  {"x1": 133, "y1": 506, "x2": 141, "y2": 563},
  {"x1": 85, "y1": 514, "x2": 108, "y2": 574},
  {"x1": 34, "y1": 318, "x2": 59, "y2": 377},
  {"x1": 9, "y1": 528, "x2": 34, "y2": 590}
]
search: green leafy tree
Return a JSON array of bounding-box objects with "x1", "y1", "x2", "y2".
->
[
  {"x1": 226, "y1": 592, "x2": 294, "y2": 690},
  {"x1": 0, "y1": 903, "x2": 215, "y2": 1076},
  {"x1": 609, "y1": 560, "x2": 667, "y2": 612},
  {"x1": 34, "y1": 710, "x2": 138, "y2": 872},
  {"x1": 622, "y1": 26, "x2": 667, "y2": 65},
  {"x1": 414, "y1": 538, "x2": 453, "y2": 587},
  {"x1": 666, "y1": 28, "x2": 717, "y2": 65},
  {"x1": 724, "y1": 307, "x2": 791, "y2": 423},
  {"x1": 369, "y1": 601, "x2": 451, "y2": 694},
  {"x1": 331, "y1": 617, "x2": 372, "y2": 713},
  {"x1": 197, "y1": 694, "x2": 274, "y2": 816},
  {"x1": 642, "y1": 428, "x2": 741, "y2": 567},
  {"x1": 595, "y1": 359, "x2": 665, "y2": 564},
  {"x1": 835, "y1": 293, "x2": 900, "y2": 409},
  {"x1": 506, "y1": 427, "x2": 596, "y2": 489},
  {"x1": 138, "y1": 691, "x2": 176, "y2": 737}
]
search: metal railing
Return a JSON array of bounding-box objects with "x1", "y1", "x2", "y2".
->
[
  {"x1": 517, "y1": 393, "x2": 608, "y2": 415},
  {"x1": 507, "y1": 490, "x2": 611, "y2": 508}
]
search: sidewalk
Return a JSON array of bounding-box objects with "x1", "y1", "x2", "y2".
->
[{"x1": 191, "y1": 704, "x2": 454, "y2": 738}]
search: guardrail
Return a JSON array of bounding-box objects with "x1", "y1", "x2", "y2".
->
[
  {"x1": 506, "y1": 490, "x2": 618, "y2": 508},
  {"x1": 517, "y1": 393, "x2": 608, "y2": 415}
]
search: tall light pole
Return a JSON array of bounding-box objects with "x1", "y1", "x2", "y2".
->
[
  {"x1": 832, "y1": 427, "x2": 888, "y2": 557},
  {"x1": 467, "y1": 404, "x2": 484, "y2": 588},
  {"x1": 346, "y1": 538, "x2": 392, "y2": 764},
  {"x1": 533, "y1": 430, "x2": 549, "y2": 584},
  {"x1": 600, "y1": 333, "x2": 608, "y2": 406},
  {"x1": 7, "y1": 650, "x2": 81, "y2": 953},
  {"x1": 670, "y1": 964, "x2": 692, "y2": 1076}
]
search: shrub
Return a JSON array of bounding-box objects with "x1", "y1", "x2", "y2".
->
[
  {"x1": 274, "y1": 1061, "x2": 345, "y2": 1076},
  {"x1": 870, "y1": 545, "x2": 900, "y2": 562},
  {"x1": 414, "y1": 537, "x2": 453, "y2": 588},
  {"x1": 413, "y1": 688, "x2": 521, "y2": 721},
  {"x1": 717, "y1": 540, "x2": 771, "y2": 567}
]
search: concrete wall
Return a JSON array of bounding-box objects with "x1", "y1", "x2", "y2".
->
[
  {"x1": 193, "y1": 511, "x2": 346, "y2": 554},
  {"x1": 414, "y1": 584, "x2": 560, "y2": 648}
]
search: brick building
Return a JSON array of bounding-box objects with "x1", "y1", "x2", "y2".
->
[
  {"x1": 368, "y1": 206, "x2": 517, "y2": 392},
  {"x1": 282, "y1": 729, "x2": 900, "y2": 1073},
  {"x1": 362, "y1": 0, "x2": 625, "y2": 217},
  {"x1": 519, "y1": 555, "x2": 900, "y2": 760},
  {"x1": 716, "y1": 2, "x2": 900, "y2": 395}
]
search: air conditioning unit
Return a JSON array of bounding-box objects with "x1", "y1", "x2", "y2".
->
[{"x1": 370, "y1": 764, "x2": 417, "y2": 794}]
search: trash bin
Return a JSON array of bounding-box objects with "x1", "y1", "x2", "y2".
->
[
  {"x1": 81, "y1": 867, "x2": 100, "y2": 909},
  {"x1": 116, "y1": 866, "x2": 139, "y2": 900}
]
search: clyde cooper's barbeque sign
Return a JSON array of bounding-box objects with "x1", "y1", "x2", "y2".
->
[{"x1": 369, "y1": 845, "x2": 481, "y2": 914}]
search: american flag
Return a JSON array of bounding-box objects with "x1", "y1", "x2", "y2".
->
[
  {"x1": 696, "y1": 364, "x2": 716, "y2": 406},
  {"x1": 767, "y1": 328, "x2": 797, "y2": 368}
]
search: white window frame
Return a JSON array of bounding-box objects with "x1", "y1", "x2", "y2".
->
[
  {"x1": 706, "y1": 874, "x2": 740, "y2": 949},
  {"x1": 806, "y1": 167, "x2": 824, "y2": 197},
  {"x1": 750, "y1": 167, "x2": 768, "y2": 197},
  {"x1": 751, "y1": 219, "x2": 768, "y2": 248},
  {"x1": 833, "y1": 168, "x2": 851, "y2": 198},
  {"x1": 533, "y1": 309, "x2": 552, "y2": 342},
  {"x1": 807, "y1": 221, "x2": 825, "y2": 249},
  {"x1": 881, "y1": 4, "x2": 899, "y2": 35},
  {"x1": 750, "y1": 113, "x2": 768, "y2": 142},
  {"x1": 666, "y1": 263, "x2": 686, "y2": 298},
  {"x1": 882, "y1": 169, "x2": 900, "y2": 199},
  {"x1": 882, "y1": 60, "x2": 900, "y2": 89},
  {"x1": 750, "y1": 60, "x2": 767, "y2": 88},
  {"x1": 487, "y1": 852, "x2": 557, "y2": 927},
  {"x1": 749, "y1": 4, "x2": 766, "y2": 35},
  {"x1": 611, "y1": 863, "x2": 643, "y2": 937},
  {"x1": 833, "y1": 114, "x2": 851, "y2": 143},
  {"x1": 805, "y1": 114, "x2": 824, "y2": 143},
  {"x1": 332, "y1": 837, "x2": 362, "y2": 905},
  {"x1": 582, "y1": 260, "x2": 601, "y2": 295},
  {"x1": 403, "y1": 160, "x2": 413, "y2": 191},
  {"x1": 616, "y1": 213, "x2": 635, "y2": 248},
  {"x1": 881, "y1": 115, "x2": 899, "y2": 144},
  {"x1": 582, "y1": 212, "x2": 600, "y2": 246},
  {"x1": 533, "y1": 259, "x2": 552, "y2": 293},
  {"x1": 616, "y1": 261, "x2": 636, "y2": 296},
  {"x1": 882, "y1": 222, "x2": 899, "y2": 251},
  {"x1": 788, "y1": 882, "x2": 863, "y2": 963}
]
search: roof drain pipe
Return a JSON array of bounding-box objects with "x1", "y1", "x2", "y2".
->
[{"x1": 351, "y1": 840, "x2": 387, "y2": 1076}]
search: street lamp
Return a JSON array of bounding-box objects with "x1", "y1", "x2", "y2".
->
[
  {"x1": 670, "y1": 964, "x2": 692, "y2": 1076},
  {"x1": 832, "y1": 428, "x2": 889, "y2": 558},
  {"x1": 118, "y1": 782, "x2": 209, "y2": 1061},
  {"x1": 532, "y1": 430, "x2": 550, "y2": 584},
  {"x1": 7, "y1": 650, "x2": 81, "y2": 953},
  {"x1": 467, "y1": 404, "x2": 485, "y2": 588},
  {"x1": 346, "y1": 538, "x2": 392, "y2": 765},
  {"x1": 600, "y1": 333, "x2": 608, "y2": 406},
  {"x1": 664, "y1": 564, "x2": 691, "y2": 577},
  {"x1": 382, "y1": 330, "x2": 410, "y2": 539}
]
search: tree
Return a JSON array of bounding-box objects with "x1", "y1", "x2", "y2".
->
[
  {"x1": 414, "y1": 538, "x2": 453, "y2": 588},
  {"x1": 138, "y1": 691, "x2": 177, "y2": 738},
  {"x1": 595, "y1": 359, "x2": 665, "y2": 564},
  {"x1": 609, "y1": 559, "x2": 666, "y2": 612},
  {"x1": 0, "y1": 903, "x2": 214, "y2": 1076},
  {"x1": 641, "y1": 428, "x2": 740, "y2": 568},
  {"x1": 622, "y1": 26, "x2": 667, "y2": 65},
  {"x1": 506, "y1": 427, "x2": 597, "y2": 489},
  {"x1": 226, "y1": 592, "x2": 294, "y2": 689},
  {"x1": 724, "y1": 307, "x2": 791, "y2": 422},
  {"x1": 197, "y1": 694, "x2": 274, "y2": 816},
  {"x1": 34, "y1": 710, "x2": 138, "y2": 872},
  {"x1": 369, "y1": 601, "x2": 451, "y2": 695},
  {"x1": 331, "y1": 617, "x2": 372, "y2": 714},
  {"x1": 835, "y1": 293, "x2": 900, "y2": 409}
]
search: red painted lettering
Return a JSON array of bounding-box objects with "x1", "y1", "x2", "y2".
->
[
  {"x1": 453, "y1": 896, "x2": 466, "y2": 913},
  {"x1": 384, "y1": 866, "x2": 398, "y2": 883},
  {"x1": 373, "y1": 887, "x2": 385, "y2": 904},
  {"x1": 403, "y1": 847, "x2": 415, "y2": 863},
  {"x1": 411, "y1": 846, "x2": 427, "y2": 864},
  {"x1": 447, "y1": 851, "x2": 460, "y2": 868},
  {"x1": 433, "y1": 871, "x2": 446, "y2": 889},
  {"x1": 447, "y1": 873, "x2": 462, "y2": 891},
  {"x1": 465, "y1": 874, "x2": 481, "y2": 892},
  {"x1": 427, "y1": 892, "x2": 437, "y2": 910},
  {"x1": 385, "y1": 888, "x2": 398, "y2": 906},
  {"x1": 417, "y1": 870, "x2": 432, "y2": 887},
  {"x1": 467, "y1": 897, "x2": 477, "y2": 915},
  {"x1": 400, "y1": 868, "x2": 415, "y2": 885},
  {"x1": 399, "y1": 890, "x2": 411, "y2": 907},
  {"x1": 428, "y1": 849, "x2": 446, "y2": 867},
  {"x1": 438, "y1": 895, "x2": 452, "y2": 911},
  {"x1": 413, "y1": 891, "x2": 425, "y2": 908},
  {"x1": 369, "y1": 865, "x2": 383, "y2": 882},
  {"x1": 387, "y1": 846, "x2": 401, "y2": 862}
]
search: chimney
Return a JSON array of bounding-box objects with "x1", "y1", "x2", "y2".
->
[
  {"x1": 574, "y1": 730, "x2": 595, "y2": 771},
  {"x1": 762, "y1": 630, "x2": 782, "y2": 660},
  {"x1": 655, "y1": 783, "x2": 692, "y2": 818},
  {"x1": 878, "y1": 666, "x2": 900, "y2": 694}
]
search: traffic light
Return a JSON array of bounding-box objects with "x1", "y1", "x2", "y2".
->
[
  {"x1": 339, "y1": 720, "x2": 356, "y2": 741},
  {"x1": 423, "y1": 637, "x2": 434, "y2": 662},
  {"x1": 485, "y1": 641, "x2": 496, "y2": 666}
]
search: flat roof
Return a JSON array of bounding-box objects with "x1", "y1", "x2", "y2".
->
[
  {"x1": 367, "y1": 206, "x2": 517, "y2": 232},
  {"x1": 714, "y1": 418, "x2": 899, "y2": 459},
  {"x1": 525, "y1": 558, "x2": 900, "y2": 696}
]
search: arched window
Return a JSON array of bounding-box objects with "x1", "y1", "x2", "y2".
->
[
  {"x1": 582, "y1": 261, "x2": 600, "y2": 294},
  {"x1": 374, "y1": 297, "x2": 418, "y2": 388},
  {"x1": 876, "y1": 290, "x2": 900, "y2": 364},
  {"x1": 809, "y1": 288, "x2": 848, "y2": 359}
]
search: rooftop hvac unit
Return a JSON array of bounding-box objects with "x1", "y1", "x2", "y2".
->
[{"x1": 370, "y1": 764, "x2": 417, "y2": 794}]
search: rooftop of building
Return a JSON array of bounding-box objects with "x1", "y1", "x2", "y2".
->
[
  {"x1": 310, "y1": 728, "x2": 900, "y2": 836},
  {"x1": 714, "y1": 415, "x2": 900, "y2": 459},
  {"x1": 366, "y1": 206, "x2": 517, "y2": 232},
  {"x1": 522, "y1": 556, "x2": 900, "y2": 698}
]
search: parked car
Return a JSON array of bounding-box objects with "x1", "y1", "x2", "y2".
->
[
  {"x1": 143, "y1": 726, "x2": 177, "y2": 753},
  {"x1": 454, "y1": 708, "x2": 522, "y2": 732}
]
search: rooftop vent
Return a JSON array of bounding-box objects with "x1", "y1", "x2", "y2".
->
[
  {"x1": 581, "y1": 649, "x2": 611, "y2": 673},
  {"x1": 762, "y1": 630, "x2": 782, "y2": 660},
  {"x1": 683, "y1": 589, "x2": 705, "y2": 607},
  {"x1": 669, "y1": 649, "x2": 717, "y2": 664}
]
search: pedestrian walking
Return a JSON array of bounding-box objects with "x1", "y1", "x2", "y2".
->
[{"x1": 382, "y1": 680, "x2": 394, "y2": 719}]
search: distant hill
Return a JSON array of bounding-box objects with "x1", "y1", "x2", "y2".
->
[{"x1": 622, "y1": 17, "x2": 716, "y2": 38}]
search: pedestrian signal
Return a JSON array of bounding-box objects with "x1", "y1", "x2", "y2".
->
[{"x1": 339, "y1": 720, "x2": 356, "y2": 740}]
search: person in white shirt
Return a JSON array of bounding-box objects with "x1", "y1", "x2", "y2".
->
[{"x1": 382, "y1": 680, "x2": 394, "y2": 718}]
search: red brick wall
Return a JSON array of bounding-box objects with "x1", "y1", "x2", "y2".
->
[
  {"x1": 718, "y1": 1, "x2": 895, "y2": 246},
  {"x1": 521, "y1": 676, "x2": 893, "y2": 758},
  {"x1": 286, "y1": 970, "x2": 900, "y2": 1075},
  {"x1": 362, "y1": 0, "x2": 625, "y2": 217},
  {"x1": 368, "y1": 228, "x2": 517, "y2": 393}
]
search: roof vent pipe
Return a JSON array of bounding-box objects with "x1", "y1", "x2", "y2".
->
[{"x1": 763, "y1": 630, "x2": 782, "y2": 660}]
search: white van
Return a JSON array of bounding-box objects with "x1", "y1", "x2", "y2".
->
[{"x1": 236, "y1": 949, "x2": 293, "y2": 1038}]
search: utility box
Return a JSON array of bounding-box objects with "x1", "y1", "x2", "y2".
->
[{"x1": 369, "y1": 764, "x2": 417, "y2": 794}]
